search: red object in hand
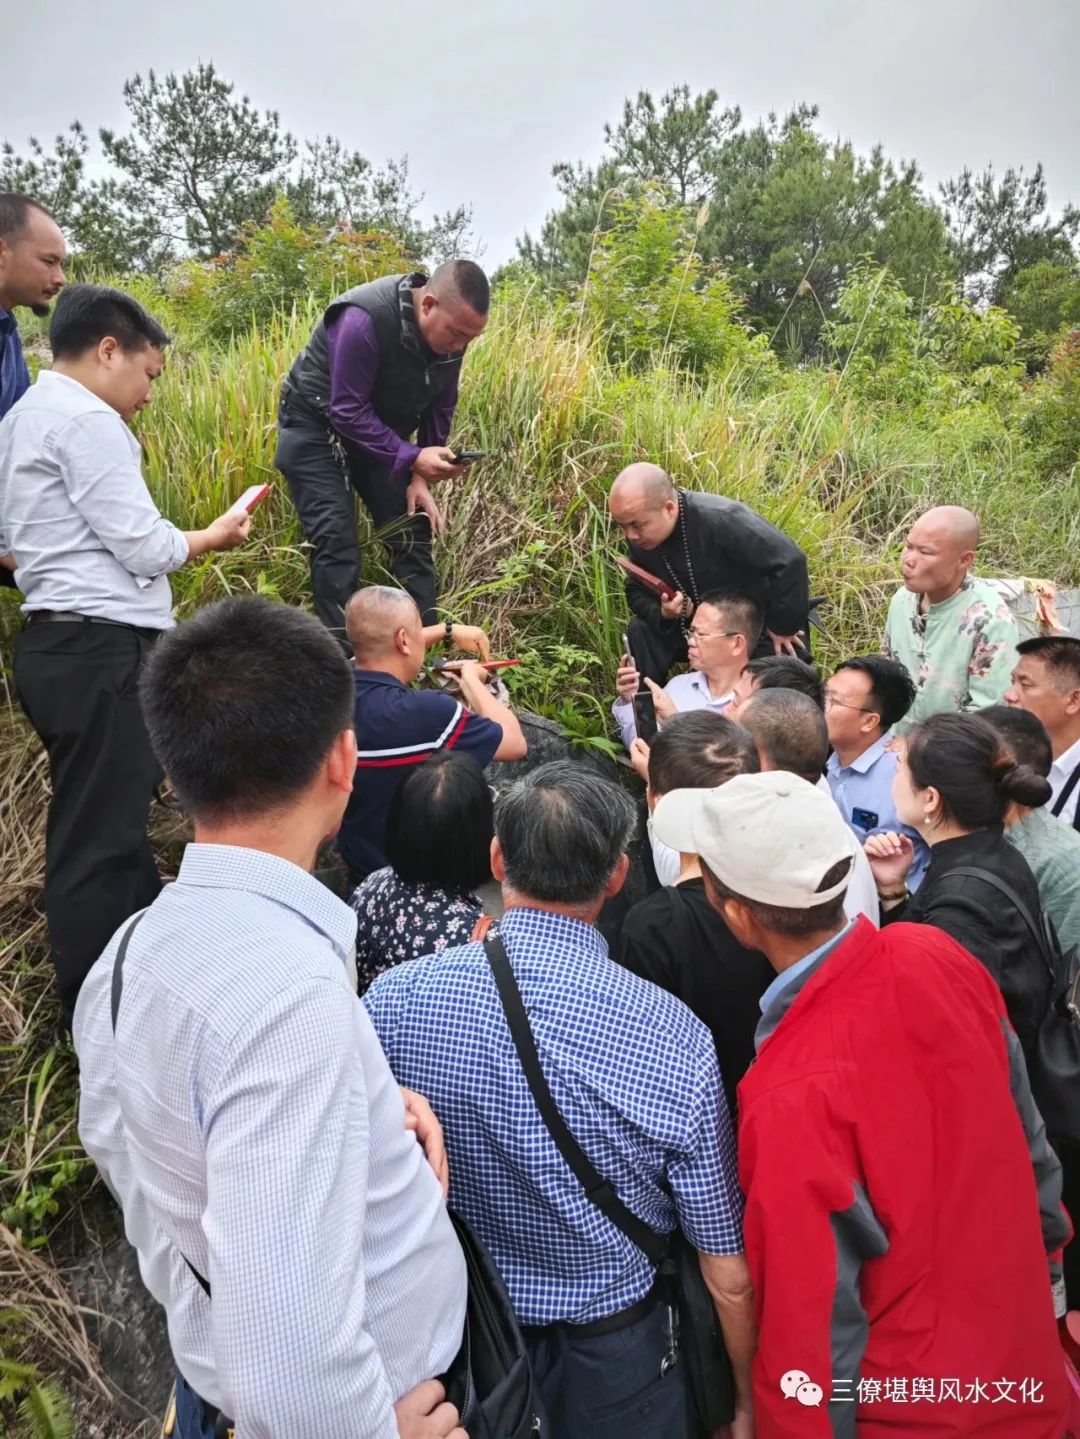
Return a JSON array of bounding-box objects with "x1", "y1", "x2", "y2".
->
[
  {"x1": 437, "y1": 658, "x2": 521, "y2": 673},
  {"x1": 232, "y1": 483, "x2": 273, "y2": 514},
  {"x1": 614, "y1": 555, "x2": 678, "y2": 601}
]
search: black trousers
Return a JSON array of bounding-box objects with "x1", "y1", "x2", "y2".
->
[
  {"x1": 14, "y1": 622, "x2": 163, "y2": 1026},
  {"x1": 275, "y1": 404, "x2": 437, "y2": 641}
]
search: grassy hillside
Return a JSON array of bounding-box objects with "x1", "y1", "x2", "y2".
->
[{"x1": 0, "y1": 248, "x2": 1078, "y2": 1427}]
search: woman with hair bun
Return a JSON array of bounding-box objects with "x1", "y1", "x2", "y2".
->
[{"x1": 864, "y1": 711, "x2": 1053, "y2": 1063}]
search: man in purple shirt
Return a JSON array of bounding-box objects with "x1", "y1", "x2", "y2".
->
[{"x1": 275, "y1": 262, "x2": 489, "y2": 642}]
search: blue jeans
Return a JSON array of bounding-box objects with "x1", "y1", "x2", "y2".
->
[
  {"x1": 525, "y1": 1301, "x2": 690, "y2": 1439},
  {"x1": 174, "y1": 1372, "x2": 216, "y2": 1439}
]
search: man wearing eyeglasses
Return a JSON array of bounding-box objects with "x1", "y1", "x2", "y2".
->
[
  {"x1": 824, "y1": 656, "x2": 930, "y2": 890},
  {"x1": 613, "y1": 590, "x2": 762, "y2": 751}
]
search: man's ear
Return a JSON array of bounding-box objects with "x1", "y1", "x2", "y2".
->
[
  {"x1": 326, "y1": 728, "x2": 357, "y2": 796},
  {"x1": 1065, "y1": 688, "x2": 1080, "y2": 719},
  {"x1": 604, "y1": 852, "x2": 631, "y2": 899},
  {"x1": 490, "y1": 836, "x2": 506, "y2": 884},
  {"x1": 720, "y1": 895, "x2": 761, "y2": 949},
  {"x1": 394, "y1": 625, "x2": 410, "y2": 656}
]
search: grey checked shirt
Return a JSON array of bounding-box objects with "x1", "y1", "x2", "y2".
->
[
  {"x1": 73, "y1": 844, "x2": 466, "y2": 1435},
  {"x1": 0, "y1": 370, "x2": 189, "y2": 627}
]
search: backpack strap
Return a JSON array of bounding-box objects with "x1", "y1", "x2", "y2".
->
[
  {"x1": 484, "y1": 934, "x2": 668, "y2": 1267},
  {"x1": 110, "y1": 911, "x2": 212, "y2": 1300},
  {"x1": 1051, "y1": 760, "x2": 1080, "y2": 831},
  {"x1": 937, "y1": 866, "x2": 1054, "y2": 978}
]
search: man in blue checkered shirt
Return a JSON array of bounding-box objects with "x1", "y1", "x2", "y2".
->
[{"x1": 364, "y1": 761, "x2": 756, "y2": 1439}]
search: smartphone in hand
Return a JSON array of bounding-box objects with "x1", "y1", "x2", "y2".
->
[
  {"x1": 451, "y1": 450, "x2": 487, "y2": 464},
  {"x1": 231, "y1": 483, "x2": 273, "y2": 515},
  {"x1": 632, "y1": 689, "x2": 658, "y2": 742}
]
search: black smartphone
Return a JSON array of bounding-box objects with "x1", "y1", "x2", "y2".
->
[
  {"x1": 451, "y1": 450, "x2": 487, "y2": 464},
  {"x1": 632, "y1": 690, "x2": 658, "y2": 742}
]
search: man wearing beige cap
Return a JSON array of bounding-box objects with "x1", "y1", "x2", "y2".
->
[{"x1": 652, "y1": 771, "x2": 1069, "y2": 1438}]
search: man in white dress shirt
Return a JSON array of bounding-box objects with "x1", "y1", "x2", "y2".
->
[
  {"x1": 74, "y1": 595, "x2": 467, "y2": 1439},
  {"x1": 1006, "y1": 635, "x2": 1080, "y2": 831},
  {"x1": 0, "y1": 284, "x2": 250, "y2": 1026},
  {"x1": 613, "y1": 589, "x2": 762, "y2": 749}
]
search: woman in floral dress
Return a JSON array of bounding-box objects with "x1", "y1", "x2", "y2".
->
[{"x1": 350, "y1": 750, "x2": 494, "y2": 992}]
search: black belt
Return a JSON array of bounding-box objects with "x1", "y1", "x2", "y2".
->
[
  {"x1": 25, "y1": 610, "x2": 163, "y2": 642},
  {"x1": 523, "y1": 1286, "x2": 660, "y2": 1342}
]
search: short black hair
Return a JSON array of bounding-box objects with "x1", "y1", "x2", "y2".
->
[
  {"x1": 431, "y1": 258, "x2": 490, "y2": 316},
  {"x1": 702, "y1": 857, "x2": 851, "y2": 938},
  {"x1": 978, "y1": 705, "x2": 1053, "y2": 782},
  {"x1": 833, "y1": 655, "x2": 916, "y2": 731},
  {"x1": 49, "y1": 283, "x2": 171, "y2": 359},
  {"x1": 0, "y1": 192, "x2": 55, "y2": 240},
  {"x1": 744, "y1": 655, "x2": 824, "y2": 710},
  {"x1": 385, "y1": 751, "x2": 493, "y2": 891},
  {"x1": 695, "y1": 589, "x2": 764, "y2": 651},
  {"x1": 140, "y1": 597, "x2": 354, "y2": 822},
  {"x1": 739, "y1": 688, "x2": 828, "y2": 784},
  {"x1": 905, "y1": 712, "x2": 1052, "y2": 826},
  {"x1": 495, "y1": 761, "x2": 636, "y2": 905},
  {"x1": 1016, "y1": 635, "x2": 1080, "y2": 691},
  {"x1": 647, "y1": 710, "x2": 760, "y2": 797}
]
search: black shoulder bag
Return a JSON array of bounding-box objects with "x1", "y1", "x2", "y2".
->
[
  {"x1": 485, "y1": 934, "x2": 735, "y2": 1435},
  {"x1": 942, "y1": 867, "x2": 1080, "y2": 1147},
  {"x1": 111, "y1": 915, "x2": 543, "y2": 1439}
]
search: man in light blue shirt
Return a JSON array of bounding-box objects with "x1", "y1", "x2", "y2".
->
[
  {"x1": 824, "y1": 655, "x2": 930, "y2": 891},
  {"x1": 365, "y1": 761, "x2": 757, "y2": 1439},
  {"x1": 74, "y1": 596, "x2": 466, "y2": 1439},
  {"x1": 613, "y1": 588, "x2": 761, "y2": 748}
]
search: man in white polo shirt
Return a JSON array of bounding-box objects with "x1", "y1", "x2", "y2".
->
[
  {"x1": 0, "y1": 283, "x2": 250, "y2": 1026},
  {"x1": 613, "y1": 589, "x2": 761, "y2": 749},
  {"x1": 1006, "y1": 635, "x2": 1080, "y2": 830}
]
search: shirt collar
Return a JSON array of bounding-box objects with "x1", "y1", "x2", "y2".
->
[
  {"x1": 759, "y1": 919, "x2": 855, "y2": 1014},
  {"x1": 354, "y1": 667, "x2": 407, "y2": 689},
  {"x1": 0, "y1": 306, "x2": 16, "y2": 331},
  {"x1": 827, "y1": 731, "x2": 892, "y2": 776},
  {"x1": 498, "y1": 904, "x2": 610, "y2": 965},
  {"x1": 687, "y1": 673, "x2": 735, "y2": 705},
  {"x1": 176, "y1": 843, "x2": 358, "y2": 966},
  {"x1": 34, "y1": 368, "x2": 113, "y2": 409},
  {"x1": 1051, "y1": 733, "x2": 1080, "y2": 780}
]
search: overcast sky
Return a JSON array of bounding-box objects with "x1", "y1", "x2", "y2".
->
[{"x1": 4, "y1": 0, "x2": 1078, "y2": 265}]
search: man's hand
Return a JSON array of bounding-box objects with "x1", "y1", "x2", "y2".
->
[
  {"x1": 412, "y1": 446, "x2": 463, "y2": 484},
  {"x1": 203, "y1": 508, "x2": 252, "y2": 553},
  {"x1": 448, "y1": 624, "x2": 491, "y2": 662},
  {"x1": 615, "y1": 658, "x2": 640, "y2": 702},
  {"x1": 660, "y1": 591, "x2": 691, "y2": 622},
  {"x1": 401, "y1": 1088, "x2": 449, "y2": 1197},
  {"x1": 864, "y1": 830, "x2": 915, "y2": 892},
  {"x1": 0, "y1": 552, "x2": 16, "y2": 573},
  {"x1": 455, "y1": 660, "x2": 491, "y2": 707},
  {"x1": 643, "y1": 676, "x2": 677, "y2": 722},
  {"x1": 629, "y1": 737, "x2": 651, "y2": 782},
  {"x1": 719, "y1": 1403, "x2": 754, "y2": 1439},
  {"x1": 393, "y1": 1379, "x2": 466, "y2": 1439},
  {"x1": 767, "y1": 629, "x2": 806, "y2": 658},
  {"x1": 406, "y1": 476, "x2": 445, "y2": 537}
]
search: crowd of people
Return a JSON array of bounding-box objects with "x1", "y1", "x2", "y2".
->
[{"x1": 1, "y1": 188, "x2": 1079, "y2": 1438}]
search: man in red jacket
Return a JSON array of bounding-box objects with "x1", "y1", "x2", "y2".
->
[{"x1": 654, "y1": 770, "x2": 1069, "y2": 1437}]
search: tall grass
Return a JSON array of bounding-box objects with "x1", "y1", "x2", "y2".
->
[{"x1": 0, "y1": 270, "x2": 1075, "y2": 1427}]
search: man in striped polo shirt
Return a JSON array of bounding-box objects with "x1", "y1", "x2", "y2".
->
[{"x1": 338, "y1": 586, "x2": 527, "y2": 886}]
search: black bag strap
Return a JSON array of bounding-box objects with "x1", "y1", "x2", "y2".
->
[
  {"x1": 110, "y1": 910, "x2": 212, "y2": 1301},
  {"x1": 938, "y1": 866, "x2": 1055, "y2": 977},
  {"x1": 484, "y1": 935, "x2": 668, "y2": 1268},
  {"x1": 1051, "y1": 760, "x2": 1080, "y2": 830}
]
